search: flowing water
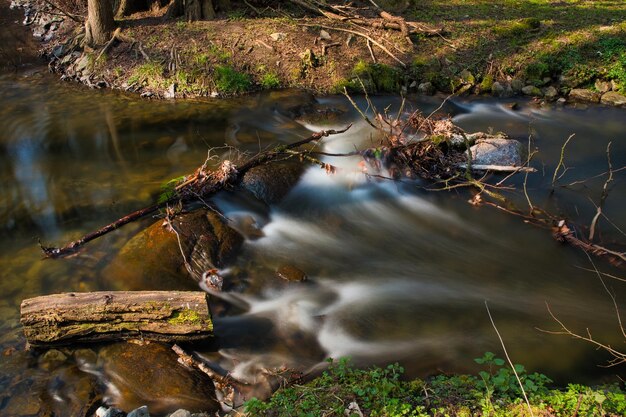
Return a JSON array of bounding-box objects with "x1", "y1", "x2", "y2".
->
[{"x1": 1, "y1": 12, "x2": 625, "y2": 415}]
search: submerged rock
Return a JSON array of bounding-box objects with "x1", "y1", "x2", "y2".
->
[
  {"x1": 104, "y1": 209, "x2": 243, "y2": 288},
  {"x1": 276, "y1": 264, "x2": 308, "y2": 282},
  {"x1": 43, "y1": 365, "x2": 102, "y2": 417},
  {"x1": 469, "y1": 138, "x2": 524, "y2": 166},
  {"x1": 98, "y1": 342, "x2": 219, "y2": 414}
]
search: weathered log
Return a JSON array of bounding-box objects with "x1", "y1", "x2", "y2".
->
[{"x1": 21, "y1": 291, "x2": 213, "y2": 347}]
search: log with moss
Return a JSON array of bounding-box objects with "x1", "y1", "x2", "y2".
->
[{"x1": 20, "y1": 291, "x2": 213, "y2": 347}]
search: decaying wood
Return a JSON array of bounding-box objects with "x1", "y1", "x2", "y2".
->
[
  {"x1": 41, "y1": 125, "x2": 351, "y2": 258},
  {"x1": 21, "y1": 291, "x2": 213, "y2": 347},
  {"x1": 552, "y1": 220, "x2": 625, "y2": 266}
]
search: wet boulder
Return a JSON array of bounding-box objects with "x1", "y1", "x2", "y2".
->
[
  {"x1": 469, "y1": 137, "x2": 524, "y2": 167},
  {"x1": 104, "y1": 209, "x2": 243, "y2": 288},
  {"x1": 98, "y1": 342, "x2": 219, "y2": 414},
  {"x1": 241, "y1": 161, "x2": 305, "y2": 205}
]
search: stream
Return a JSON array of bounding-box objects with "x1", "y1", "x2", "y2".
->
[{"x1": 1, "y1": 11, "x2": 625, "y2": 415}]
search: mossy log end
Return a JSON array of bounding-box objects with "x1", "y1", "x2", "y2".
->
[{"x1": 20, "y1": 291, "x2": 213, "y2": 348}]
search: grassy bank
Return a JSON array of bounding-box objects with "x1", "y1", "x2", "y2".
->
[
  {"x1": 31, "y1": 0, "x2": 625, "y2": 101},
  {"x1": 244, "y1": 355, "x2": 625, "y2": 417}
]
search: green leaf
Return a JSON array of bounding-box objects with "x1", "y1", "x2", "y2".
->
[{"x1": 493, "y1": 358, "x2": 505, "y2": 366}]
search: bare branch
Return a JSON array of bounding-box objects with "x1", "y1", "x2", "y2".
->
[{"x1": 485, "y1": 302, "x2": 534, "y2": 417}]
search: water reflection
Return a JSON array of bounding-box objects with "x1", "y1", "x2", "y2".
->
[{"x1": 0, "y1": 72, "x2": 624, "y2": 414}]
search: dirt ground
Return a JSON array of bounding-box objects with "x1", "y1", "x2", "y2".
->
[{"x1": 14, "y1": 0, "x2": 626, "y2": 101}]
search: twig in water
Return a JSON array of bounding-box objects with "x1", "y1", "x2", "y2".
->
[
  {"x1": 541, "y1": 301, "x2": 626, "y2": 367},
  {"x1": 589, "y1": 142, "x2": 614, "y2": 241},
  {"x1": 343, "y1": 88, "x2": 378, "y2": 129},
  {"x1": 522, "y1": 134, "x2": 536, "y2": 214},
  {"x1": 485, "y1": 301, "x2": 535, "y2": 417},
  {"x1": 551, "y1": 134, "x2": 575, "y2": 188}
]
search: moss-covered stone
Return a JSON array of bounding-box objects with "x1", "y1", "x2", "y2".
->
[{"x1": 344, "y1": 61, "x2": 402, "y2": 93}]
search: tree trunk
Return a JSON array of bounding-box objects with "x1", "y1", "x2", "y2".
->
[
  {"x1": 21, "y1": 291, "x2": 213, "y2": 347},
  {"x1": 85, "y1": 0, "x2": 115, "y2": 47},
  {"x1": 166, "y1": 0, "x2": 215, "y2": 21}
]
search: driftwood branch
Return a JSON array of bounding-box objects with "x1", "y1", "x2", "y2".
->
[
  {"x1": 40, "y1": 125, "x2": 352, "y2": 258},
  {"x1": 21, "y1": 291, "x2": 213, "y2": 347}
]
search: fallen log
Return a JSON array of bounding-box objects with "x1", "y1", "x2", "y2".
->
[{"x1": 20, "y1": 291, "x2": 213, "y2": 348}]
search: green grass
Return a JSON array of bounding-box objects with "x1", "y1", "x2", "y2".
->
[
  {"x1": 214, "y1": 65, "x2": 251, "y2": 94},
  {"x1": 127, "y1": 62, "x2": 164, "y2": 87},
  {"x1": 245, "y1": 353, "x2": 626, "y2": 417}
]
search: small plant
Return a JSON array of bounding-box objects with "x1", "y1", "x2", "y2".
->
[
  {"x1": 245, "y1": 355, "x2": 626, "y2": 417},
  {"x1": 208, "y1": 44, "x2": 231, "y2": 63},
  {"x1": 214, "y1": 65, "x2": 251, "y2": 94},
  {"x1": 474, "y1": 351, "x2": 552, "y2": 400},
  {"x1": 195, "y1": 53, "x2": 210, "y2": 66},
  {"x1": 260, "y1": 71, "x2": 280, "y2": 89}
]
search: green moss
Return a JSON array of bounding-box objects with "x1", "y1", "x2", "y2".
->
[
  {"x1": 479, "y1": 74, "x2": 494, "y2": 93},
  {"x1": 214, "y1": 65, "x2": 251, "y2": 94},
  {"x1": 168, "y1": 309, "x2": 203, "y2": 325},
  {"x1": 344, "y1": 60, "x2": 402, "y2": 93}
]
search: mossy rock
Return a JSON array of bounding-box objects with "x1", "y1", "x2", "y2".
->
[
  {"x1": 479, "y1": 75, "x2": 494, "y2": 93},
  {"x1": 104, "y1": 209, "x2": 243, "y2": 288},
  {"x1": 344, "y1": 61, "x2": 402, "y2": 93}
]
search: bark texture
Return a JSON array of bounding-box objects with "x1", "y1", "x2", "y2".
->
[
  {"x1": 166, "y1": 0, "x2": 216, "y2": 21},
  {"x1": 21, "y1": 291, "x2": 213, "y2": 347},
  {"x1": 85, "y1": 0, "x2": 115, "y2": 47}
]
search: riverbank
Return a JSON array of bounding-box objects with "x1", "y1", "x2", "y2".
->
[
  {"x1": 10, "y1": 0, "x2": 626, "y2": 105},
  {"x1": 90, "y1": 354, "x2": 626, "y2": 417}
]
